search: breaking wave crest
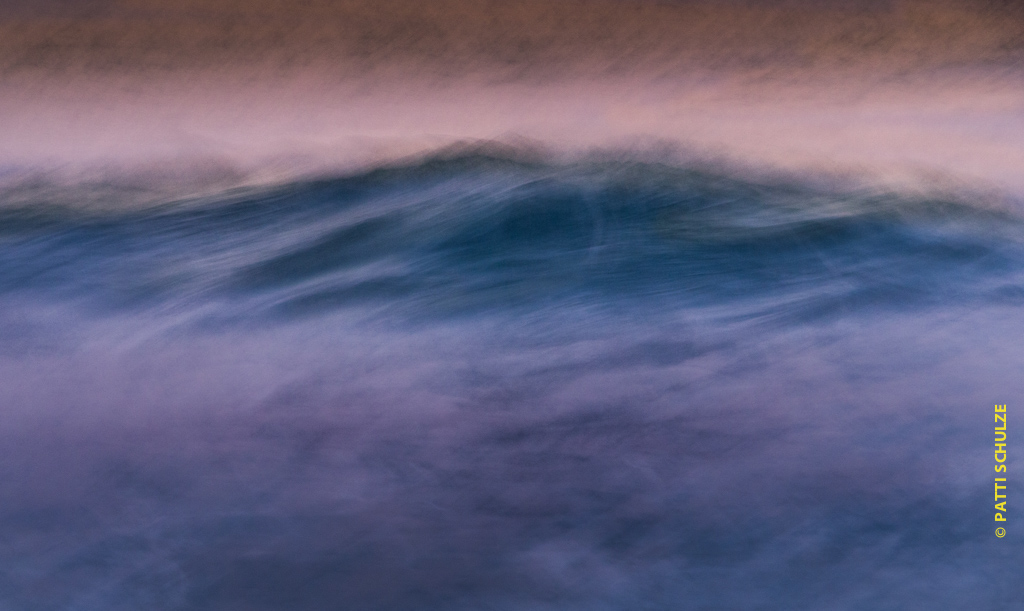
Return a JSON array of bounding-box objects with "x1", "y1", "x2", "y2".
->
[{"x1": 2, "y1": 149, "x2": 1023, "y2": 323}]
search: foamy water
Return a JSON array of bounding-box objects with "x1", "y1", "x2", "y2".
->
[{"x1": 2, "y1": 2, "x2": 1023, "y2": 609}]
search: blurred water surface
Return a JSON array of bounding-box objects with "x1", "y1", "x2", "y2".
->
[{"x1": 0, "y1": 150, "x2": 1021, "y2": 610}]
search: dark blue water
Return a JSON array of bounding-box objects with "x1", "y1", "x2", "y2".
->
[{"x1": 0, "y1": 150, "x2": 1021, "y2": 610}]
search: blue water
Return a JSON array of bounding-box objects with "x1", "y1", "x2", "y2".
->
[{"x1": 0, "y1": 150, "x2": 1021, "y2": 610}]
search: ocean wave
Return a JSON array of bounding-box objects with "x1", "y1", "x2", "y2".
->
[
  {"x1": 1, "y1": 149, "x2": 1022, "y2": 325},
  {"x1": 1, "y1": 148, "x2": 1023, "y2": 610}
]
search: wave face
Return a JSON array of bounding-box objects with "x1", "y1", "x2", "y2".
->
[{"x1": 1, "y1": 151, "x2": 1022, "y2": 609}]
